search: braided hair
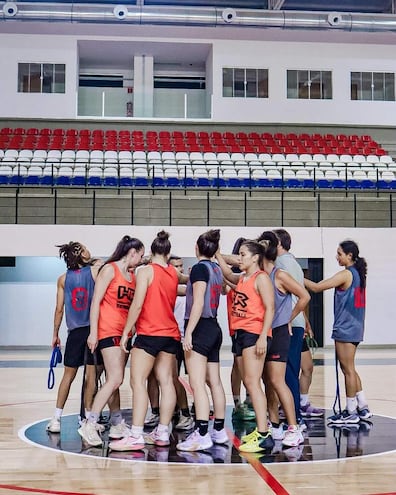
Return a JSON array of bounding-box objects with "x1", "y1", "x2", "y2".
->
[{"x1": 57, "y1": 241, "x2": 89, "y2": 270}]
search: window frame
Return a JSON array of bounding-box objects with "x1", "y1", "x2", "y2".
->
[
  {"x1": 18, "y1": 63, "x2": 66, "y2": 94},
  {"x1": 287, "y1": 69, "x2": 332, "y2": 100},
  {"x1": 222, "y1": 67, "x2": 268, "y2": 98}
]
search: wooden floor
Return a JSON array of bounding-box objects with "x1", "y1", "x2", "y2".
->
[{"x1": 1, "y1": 347, "x2": 396, "y2": 495}]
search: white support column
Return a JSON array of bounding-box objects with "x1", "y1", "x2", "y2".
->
[{"x1": 133, "y1": 55, "x2": 154, "y2": 118}]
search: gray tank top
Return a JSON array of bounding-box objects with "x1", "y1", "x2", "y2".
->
[{"x1": 269, "y1": 267, "x2": 292, "y2": 329}]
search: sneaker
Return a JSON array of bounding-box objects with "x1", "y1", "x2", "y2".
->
[
  {"x1": 175, "y1": 415, "x2": 195, "y2": 431},
  {"x1": 78, "y1": 420, "x2": 103, "y2": 447},
  {"x1": 210, "y1": 428, "x2": 229, "y2": 444},
  {"x1": 298, "y1": 418, "x2": 308, "y2": 432},
  {"x1": 270, "y1": 423, "x2": 286, "y2": 440},
  {"x1": 108, "y1": 434, "x2": 145, "y2": 451},
  {"x1": 144, "y1": 426, "x2": 170, "y2": 447},
  {"x1": 282, "y1": 425, "x2": 304, "y2": 447},
  {"x1": 109, "y1": 420, "x2": 131, "y2": 439},
  {"x1": 176, "y1": 429, "x2": 213, "y2": 452},
  {"x1": 238, "y1": 431, "x2": 274, "y2": 453},
  {"x1": 357, "y1": 407, "x2": 373, "y2": 421},
  {"x1": 46, "y1": 417, "x2": 61, "y2": 433},
  {"x1": 300, "y1": 403, "x2": 324, "y2": 418},
  {"x1": 144, "y1": 412, "x2": 160, "y2": 427},
  {"x1": 327, "y1": 409, "x2": 360, "y2": 425},
  {"x1": 241, "y1": 427, "x2": 259, "y2": 444},
  {"x1": 232, "y1": 403, "x2": 256, "y2": 421},
  {"x1": 177, "y1": 451, "x2": 214, "y2": 464},
  {"x1": 108, "y1": 450, "x2": 146, "y2": 461}
]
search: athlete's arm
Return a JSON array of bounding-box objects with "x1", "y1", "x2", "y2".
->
[
  {"x1": 255, "y1": 273, "x2": 275, "y2": 356},
  {"x1": 183, "y1": 280, "x2": 206, "y2": 352},
  {"x1": 88, "y1": 263, "x2": 114, "y2": 352},
  {"x1": 304, "y1": 269, "x2": 352, "y2": 293},
  {"x1": 120, "y1": 265, "x2": 152, "y2": 352},
  {"x1": 52, "y1": 273, "x2": 65, "y2": 348},
  {"x1": 215, "y1": 251, "x2": 240, "y2": 285}
]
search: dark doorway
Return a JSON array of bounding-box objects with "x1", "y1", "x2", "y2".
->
[{"x1": 306, "y1": 258, "x2": 324, "y2": 347}]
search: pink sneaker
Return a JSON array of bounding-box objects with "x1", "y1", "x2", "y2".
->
[
  {"x1": 176, "y1": 429, "x2": 213, "y2": 452},
  {"x1": 109, "y1": 434, "x2": 145, "y2": 452},
  {"x1": 282, "y1": 425, "x2": 304, "y2": 447},
  {"x1": 144, "y1": 426, "x2": 170, "y2": 447}
]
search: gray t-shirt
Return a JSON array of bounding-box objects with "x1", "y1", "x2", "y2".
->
[{"x1": 275, "y1": 252, "x2": 305, "y2": 328}]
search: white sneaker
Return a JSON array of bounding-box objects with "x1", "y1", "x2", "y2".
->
[
  {"x1": 210, "y1": 428, "x2": 229, "y2": 444},
  {"x1": 144, "y1": 412, "x2": 160, "y2": 427},
  {"x1": 46, "y1": 417, "x2": 60, "y2": 433},
  {"x1": 144, "y1": 426, "x2": 170, "y2": 446},
  {"x1": 78, "y1": 420, "x2": 103, "y2": 447},
  {"x1": 176, "y1": 429, "x2": 213, "y2": 452},
  {"x1": 270, "y1": 423, "x2": 286, "y2": 440},
  {"x1": 109, "y1": 434, "x2": 145, "y2": 452},
  {"x1": 175, "y1": 415, "x2": 195, "y2": 431},
  {"x1": 281, "y1": 425, "x2": 304, "y2": 447},
  {"x1": 109, "y1": 419, "x2": 130, "y2": 439}
]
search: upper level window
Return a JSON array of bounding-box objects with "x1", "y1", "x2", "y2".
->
[
  {"x1": 18, "y1": 63, "x2": 65, "y2": 93},
  {"x1": 223, "y1": 68, "x2": 268, "y2": 98},
  {"x1": 287, "y1": 70, "x2": 332, "y2": 99},
  {"x1": 351, "y1": 72, "x2": 395, "y2": 101}
]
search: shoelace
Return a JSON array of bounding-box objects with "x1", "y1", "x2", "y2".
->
[{"x1": 47, "y1": 346, "x2": 62, "y2": 389}]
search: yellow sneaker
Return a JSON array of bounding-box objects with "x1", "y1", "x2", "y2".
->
[
  {"x1": 241, "y1": 427, "x2": 259, "y2": 443},
  {"x1": 238, "y1": 431, "x2": 274, "y2": 453}
]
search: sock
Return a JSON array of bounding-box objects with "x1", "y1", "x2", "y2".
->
[
  {"x1": 152, "y1": 407, "x2": 160, "y2": 415},
  {"x1": 245, "y1": 393, "x2": 252, "y2": 406},
  {"x1": 271, "y1": 422, "x2": 280, "y2": 429},
  {"x1": 258, "y1": 430, "x2": 269, "y2": 436},
  {"x1": 196, "y1": 419, "x2": 209, "y2": 436},
  {"x1": 233, "y1": 396, "x2": 241, "y2": 407},
  {"x1": 85, "y1": 409, "x2": 90, "y2": 419},
  {"x1": 346, "y1": 397, "x2": 357, "y2": 413},
  {"x1": 213, "y1": 418, "x2": 224, "y2": 431},
  {"x1": 181, "y1": 408, "x2": 190, "y2": 418},
  {"x1": 54, "y1": 408, "x2": 63, "y2": 420},
  {"x1": 157, "y1": 423, "x2": 168, "y2": 434},
  {"x1": 110, "y1": 410, "x2": 123, "y2": 426},
  {"x1": 356, "y1": 390, "x2": 368, "y2": 409},
  {"x1": 131, "y1": 425, "x2": 143, "y2": 438},
  {"x1": 300, "y1": 394, "x2": 309, "y2": 407},
  {"x1": 88, "y1": 411, "x2": 99, "y2": 423}
]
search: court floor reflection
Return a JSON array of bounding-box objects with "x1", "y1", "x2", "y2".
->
[{"x1": 21, "y1": 407, "x2": 396, "y2": 465}]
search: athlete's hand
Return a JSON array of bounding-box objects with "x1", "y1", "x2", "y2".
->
[
  {"x1": 183, "y1": 332, "x2": 193, "y2": 352},
  {"x1": 87, "y1": 333, "x2": 98, "y2": 353},
  {"x1": 255, "y1": 336, "x2": 267, "y2": 356},
  {"x1": 120, "y1": 333, "x2": 130, "y2": 354},
  {"x1": 288, "y1": 322, "x2": 293, "y2": 336},
  {"x1": 51, "y1": 336, "x2": 60, "y2": 348}
]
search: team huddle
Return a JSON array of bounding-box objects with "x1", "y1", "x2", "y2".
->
[{"x1": 46, "y1": 228, "x2": 372, "y2": 455}]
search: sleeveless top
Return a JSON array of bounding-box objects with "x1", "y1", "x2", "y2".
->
[
  {"x1": 269, "y1": 267, "x2": 292, "y2": 329},
  {"x1": 185, "y1": 260, "x2": 223, "y2": 319},
  {"x1": 64, "y1": 265, "x2": 95, "y2": 331},
  {"x1": 136, "y1": 263, "x2": 180, "y2": 340},
  {"x1": 98, "y1": 262, "x2": 136, "y2": 340},
  {"x1": 333, "y1": 266, "x2": 366, "y2": 343},
  {"x1": 231, "y1": 270, "x2": 268, "y2": 336}
]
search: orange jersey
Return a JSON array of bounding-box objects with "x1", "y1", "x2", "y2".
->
[
  {"x1": 98, "y1": 263, "x2": 136, "y2": 340},
  {"x1": 231, "y1": 270, "x2": 270, "y2": 336},
  {"x1": 136, "y1": 263, "x2": 180, "y2": 340}
]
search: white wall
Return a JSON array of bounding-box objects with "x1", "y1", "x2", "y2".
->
[
  {"x1": 0, "y1": 35, "x2": 78, "y2": 119},
  {"x1": 1, "y1": 32, "x2": 396, "y2": 125},
  {"x1": 212, "y1": 40, "x2": 396, "y2": 125},
  {"x1": 0, "y1": 225, "x2": 393, "y2": 348}
]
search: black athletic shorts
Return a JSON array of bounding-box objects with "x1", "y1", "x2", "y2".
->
[
  {"x1": 64, "y1": 326, "x2": 103, "y2": 367},
  {"x1": 234, "y1": 329, "x2": 260, "y2": 357},
  {"x1": 175, "y1": 341, "x2": 186, "y2": 373},
  {"x1": 231, "y1": 333, "x2": 237, "y2": 355},
  {"x1": 133, "y1": 334, "x2": 179, "y2": 357},
  {"x1": 98, "y1": 335, "x2": 132, "y2": 352},
  {"x1": 266, "y1": 324, "x2": 290, "y2": 363},
  {"x1": 301, "y1": 336, "x2": 309, "y2": 353},
  {"x1": 187, "y1": 317, "x2": 223, "y2": 363}
]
